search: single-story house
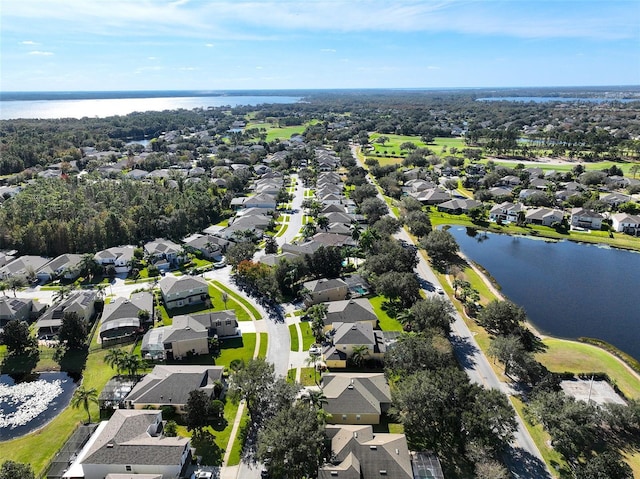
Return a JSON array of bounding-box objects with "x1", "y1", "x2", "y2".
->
[
  {"x1": 601, "y1": 192, "x2": 632, "y2": 208},
  {"x1": 321, "y1": 372, "x2": 392, "y2": 425},
  {"x1": 158, "y1": 275, "x2": 209, "y2": 310},
  {"x1": 99, "y1": 292, "x2": 154, "y2": 341},
  {"x1": 436, "y1": 198, "x2": 482, "y2": 214},
  {"x1": 125, "y1": 365, "x2": 225, "y2": 413},
  {"x1": 524, "y1": 207, "x2": 565, "y2": 227},
  {"x1": 63, "y1": 409, "x2": 191, "y2": 479},
  {"x1": 410, "y1": 188, "x2": 450, "y2": 205},
  {"x1": 242, "y1": 193, "x2": 277, "y2": 209},
  {"x1": 318, "y1": 425, "x2": 413, "y2": 479},
  {"x1": 36, "y1": 290, "x2": 96, "y2": 338},
  {"x1": 36, "y1": 253, "x2": 84, "y2": 282},
  {"x1": 302, "y1": 278, "x2": 349, "y2": 307},
  {"x1": 0, "y1": 297, "x2": 45, "y2": 327},
  {"x1": 183, "y1": 234, "x2": 228, "y2": 260},
  {"x1": 571, "y1": 208, "x2": 604, "y2": 230},
  {"x1": 0, "y1": 255, "x2": 50, "y2": 280}
]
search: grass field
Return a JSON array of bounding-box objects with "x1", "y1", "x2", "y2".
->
[
  {"x1": 211, "y1": 281, "x2": 261, "y2": 320},
  {"x1": 216, "y1": 334, "x2": 256, "y2": 368},
  {"x1": 244, "y1": 121, "x2": 309, "y2": 142},
  {"x1": 483, "y1": 158, "x2": 640, "y2": 175},
  {"x1": 535, "y1": 338, "x2": 640, "y2": 399},
  {"x1": 258, "y1": 332, "x2": 268, "y2": 359}
]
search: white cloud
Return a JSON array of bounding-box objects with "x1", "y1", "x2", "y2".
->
[
  {"x1": 179, "y1": 66, "x2": 198, "y2": 71},
  {"x1": 320, "y1": 48, "x2": 336, "y2": 53},
  {"x1": 28, "y1": 50, "x2": 54, "y2": 56},
  {"x1": 256, "y1": 66, "x2": 263, "y2": 70},
  {"x1": 427, "y1": 65, "x2": 440, "y2": 70},
  {"x1": 21, "y1": 40, "x2": 39, "y2": 45},
  {"x1": 148, "y1": 56, "x2": 158, "y2": 60},
  {"x1": 205, "y1": 43, "x2": 214, "y2": 47}
]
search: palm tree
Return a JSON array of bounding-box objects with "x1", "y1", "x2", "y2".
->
[
  {"x1": 349, "y1": 221, "x2": 362, "y2": 242},
  {"x1": 302, "y1": 222, "x2": 317, "y2": 240},
  {"x1": 79, "y1": 253, "x2": 100, "y2": 281},
  {"x1": 120, "y1": 353, "x2": 144, "y2": 378},
  {"x1": 53, "y1": 284, "x2": 75, "y2": 303},
  {"x1": 350, "y1": 345, "x2": 370, "y2": 368},
  {"x1": 5, "y1": 276, "x2": 25, "y2": 297},
  {"x1": 94, "y1": 284, "x2": 107, "y2": 301},
  {"x1": 300, "y1": 388, "x2": 328, "y2": 411},
  {"x1": 316, "y1": 216, "x2": 329, "y2": 232},
  {"x1": 71, "y1": 386, "x2": 98, "y2": 424},
  {"x1": 395, "y1": 309, "x2": 413, "y2": 326},
  {"x1": 0, "y1": 281, "x2": 7, "y2": 296},
  {"x1": 104, "y1": 348, "x2": 127, "y2": 375},
  {"x1": 358, "y1": 228, "x2": 379, "y2": 253}
]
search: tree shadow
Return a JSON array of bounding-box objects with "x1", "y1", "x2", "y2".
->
[
  {"x1": 192, "y1": 429, "x2": 224, "y2": 466},
  {"x1": 503, "y1": 446, "x2": 554, "y2": 479},
  {"x1": 1, "y1": 351, "x2": 39, "y2": 380},
  {"x1": 56, "y1": 347, "x2": 88, "y2": 380},
  {"x1": 448, "y1": 334, "x2": 479, "y2": 371}
]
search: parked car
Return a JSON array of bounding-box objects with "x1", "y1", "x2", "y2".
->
[
  {"x1": 309, "y1": 346, "x2": 321, "y2": 355},
  {"x1": 435, "y1": 287, "x2": 444, "y2": 295},
  {"x1": 213, "y1": 259, "x2": 227, "y2": 268}
]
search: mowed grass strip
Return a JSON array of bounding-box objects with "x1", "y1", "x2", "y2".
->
[
  {"x1": 369, "y1": 295, "x2": 403, "y2": 331},
  {"x1": 258, "y1": 332, "x2": 268, "y2": 359},
  {"x1": 217, "y1": 333, "x2": 256, "y2": 368},
  {"x1": 299, "y1": 321, "x2": 315, "y2": 350},
  {"x1": 211, "y1": 281, "x2": 261, "y2": 320},
  {"x1": 289, "y1": 324, "x2": 300, "y2": 352}
]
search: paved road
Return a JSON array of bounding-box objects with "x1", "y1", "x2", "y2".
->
[{"x1": 351, "y1": 143, "x2": 552, "y2": 479}]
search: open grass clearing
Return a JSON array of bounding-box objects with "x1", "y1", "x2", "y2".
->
[
  {"x1": 299, "y1": 367, "x2": 320, "y2": 387},
  {"x1": 216, "y1": 333, "x2": 256, "y2": 368},
  {"x1": 535, "y1": 338, "x2": 640, "y2": 399},
  {"x1": 258, "y1": 332, "x2": 268, "y2": 359}
]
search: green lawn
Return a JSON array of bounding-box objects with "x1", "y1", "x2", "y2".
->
[
  {"x1": 368, "y1": 295, "x2": 403, "y2": 331},
  {"x1": 299, "y1": 367, "x2": 320, "y2": 387},
  {"x1": 258, "y1": 332, "x2": 268, "y2": 359},
  {"x1": 216, "y1": 334, "x2": 256, "y2": 368},
  {"x1": 226, "y1": 408, "x2": 250, "y2": 466},
  {"x1": 244, "y1": 121, "x2": 308, "y2": 142},
  {"x1": 211, "y1": 281, "x2": 261, "y2": 320},
  {"x1": 299, "y1": 321, "x2": 315, "y2": 350},
  {"x1": 289, "y1": 324, "x2": 300, "y2": 352},
  {"x1": 535, "y1": 338, "x2": 640, "y2": 399}
]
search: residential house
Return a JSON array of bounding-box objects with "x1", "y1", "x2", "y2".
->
[
  {"x1": 436, "y1": 198, "x2": 482, "y2": 214},
  {"x1": 318, "y1": 425, "x2": 413, "y2": 479},
  {"x1": 323, "y1": 299, "x2": 377, "y2": 331},
  {"x1": 183, "y1": 234, "x2": 228, "y2": 260},
  {"x1": 94, "y1": 246, "x2": 136, "y2": 274},
  {"x1": 258, "y1": 252, "x2": 301, "y2": 267},
  {"x1": 158, "y1": 275, "x2": 209, "y2": 310},
  {"x1": 312, "y1": 232, "x2": 357, "y2": 248},
  {"x1": 488, "y1": 186, "x2": 513, "y2": 199},
  {"x1": 36, "y1": 290, "x2": 96, "y2": 338},
  {"x1": 36, "y1": 253, "x2": 84, "y2": 282},
  {"x1": 489, "y1": 202, "x2": 525, "y2": 224},
  {"x1": 0, "y1": 250, "x2": 17, "y2": 269},
  {"x1": 141, "y1": 310, "x2": 239, "y2": 360},
  {"x1": 125, "y1": 365, "x2": 225, "y2": 413},
  {"x1": 571, "y1": 208, "x2": 604, "y2": 230},
  {"x1": 63, "y1": 409, "x2": 191, "y2": 479},
  {"x1": 499, "y1": 175, "x2": 521, "y2": 187},
  {"x1": 99, "y1": 292, "x2": 154, "y2": 342},
  {"x1": 410, "y1": 188, "x2": 450, "y2": 205},
  {"x1": 0, "y1": 255, "x2": 50, "y2": 280},
  {"x1": 611, "y1": 212, "x2": 640, "y2": 235},
  {"x1": 322, "y1": 322, "x2": 386, "y2": 369},
  {"x1": 302, "y1": 278, "x2": 349, "y2": 307},
  {"x1": 321, "y1": 373, "x2": 392, "y2": 425},
  {"x1": 320, "y1": 193, "x2": 344, "y2": 206},
  {"x1": 281, "y1": 240, "x2": 325, "y2": 258},
  {"x1": 0, "y1": 297, "x2": 44, "y2": 327},
  {"x1": 144, "y1": 239, "x2": 183, "y2": 270},
  {"x1": 242, "y1": 193, "x2": 277, "y2": 209},
  {"x1": 601, "y1": 192, "x2": 632, "y2": 208},
  {"x1": 525, "y1": 207, "x2": 565, "y2": 227}
]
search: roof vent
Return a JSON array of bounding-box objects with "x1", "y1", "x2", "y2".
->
[
  {"x1": 395, "y1": 448, "x2": 399, "y2": 455},
  {"x1": 369, "y1": 445, "x2": 377, "y2": 450},
  {"x1": 106, "y1": 443, "x2": 114, "y2": 448}
]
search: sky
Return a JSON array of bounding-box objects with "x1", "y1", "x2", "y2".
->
[{"x1": 1, "y1": 0, "x2": 639, "y2": 91}]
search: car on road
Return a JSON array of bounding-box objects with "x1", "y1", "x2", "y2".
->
[
  {"x1": 435, "y1": 287, "x2": 444, "y2": 295},
  {"x1": 213, "y1": 259, "x2": 227, "y2": 268},
  {"x1": 191, "y1": 471, "x2": 213, "y2": 479},
  {"x1": 308, "y1": 346, "x2": 321, "y2": 355}
]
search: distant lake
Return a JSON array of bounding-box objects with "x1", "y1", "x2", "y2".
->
[
  {"x1": 477, "y1": 96, "x2": 637, "y2": 104},
  {"x1": 0, "y1": 372, "x2": 78, "y2": 441},
  {"x1": 447, "y1": 226, "x2": 640, "y2": 361},
  {"x1": 0, "y1": 94, "x2": 301, "y2": 120}
]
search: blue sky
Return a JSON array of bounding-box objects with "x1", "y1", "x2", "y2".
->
[{"x1": 1, "y1": 0, "x2": 639, "y2": 91}]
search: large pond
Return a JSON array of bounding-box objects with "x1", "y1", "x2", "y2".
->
[
  {"x1": 0, "y1": 372, "x2": 78, "y2": 441},
  {"x1": 447, "y1": 226, "x2": 640, "y2": 361}
]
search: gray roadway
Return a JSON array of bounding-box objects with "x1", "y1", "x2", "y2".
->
[{"x1": 353, "y1": 143, "x2": 552, "y2": 479}]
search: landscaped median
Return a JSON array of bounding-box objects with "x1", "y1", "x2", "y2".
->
[{"x1": 209, "y1": 280, "x2": 262, "y2": 320}]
